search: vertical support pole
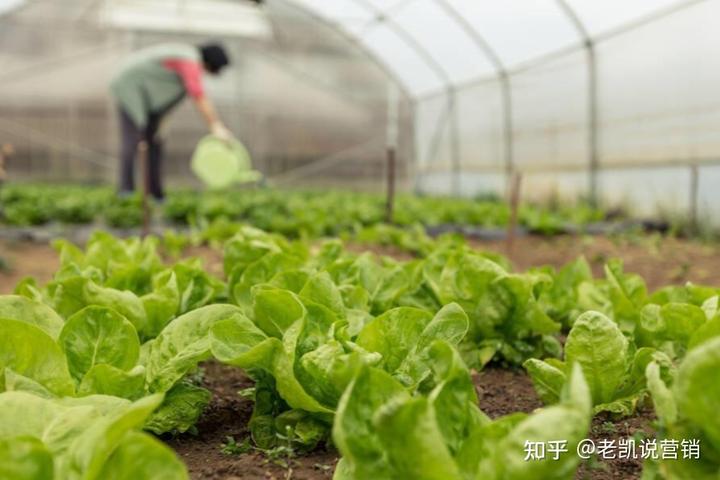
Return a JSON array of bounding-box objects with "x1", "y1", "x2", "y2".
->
[
  {"x1": 587, "y1": 42, "x2": 599, "y2": 207},
  {"x1": 0, "y1": 144, "x2": 13, "y2": 190},
  {"x1": 386, "y1": 84, "x2": 400, "y2": 223},
  {"x1": 68, "y1": 103, "x2": 77, "y2": 182},
  {"x1": 689, "y1": 163, "x2": 699, "y2": 234},
  {"x1": 138, "y1": 140, "x2": 151, "y2": 237},
  {"x1": 424, "y1": 96, "x2": 452, "y2": 192},
  {"x1": 506, "y1": 171, "x2": 522, "y2": 255},
  {"x1": 408, "y1": 99, "x2": 421, "y2": 195},
  {"x1": 556, "y1": 0, "x2": 599, "y2": 206},
  {"x1": 448, "y1": 87, "x2": 461, "y2": 196},
  {"x1": 386, "y1": 148, "x2": 396, "y2": 223},
  {"x1": 105, "y1": 95, "x2": 116, "y2": 185},
  {"x1": 434, "y1": 0, "x2": 511, "y2": 200},
  {"x1": 500, "y1": 72, "x2": 514, "y2": 194}
]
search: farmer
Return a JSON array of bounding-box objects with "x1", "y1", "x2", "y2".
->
[{"x1": 110, "y1": 43, "x2": 234, "y2": 200}]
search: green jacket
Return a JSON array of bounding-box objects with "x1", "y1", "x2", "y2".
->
[{"x1": 110, "y1": 43, "x2": 200, "y2": 128}]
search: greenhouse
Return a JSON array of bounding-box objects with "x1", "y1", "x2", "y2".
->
[{"x1": 1, "y1": 1, "x2": 720, "y2": 479}]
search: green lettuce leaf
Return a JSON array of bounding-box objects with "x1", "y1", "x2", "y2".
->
[
  {"x1": 144, "y1": 304, "x2": 246, "y2": 392},
  {"x1": 97, "y1": 431, "x2": 188, "y2": 480},
  {"x1": 77, "y1": 365, "x2": 146, "y2": 400},
  {"x1": 144, "y1": 382, "x2": 211, "y2": 435},
  {"x1": 0, "y1": 319, "x2": 74, "y2": 396},
  {"x1": 564, "y1": 311, "x2": 628, "y2": 405},
  {"x1": 59, "y1": 307, "x2": 140, "y2": 381},
  {"x1": 0, "y1": 295, "x2": 64, "y2": 340},
  {"x1": 0, "y1": 436, "x2": 54, "y2": 480}
]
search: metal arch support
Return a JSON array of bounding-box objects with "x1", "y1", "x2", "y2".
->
[
  {"x1": 349, "y1": 0, "x2": 461, "y2": 194},
  {"x1": 556, "y1": 0, "x2": 599, "y2": 206},
  {"x1": 416, "y1": 0, "x2": 709, "y2": 102},
  {"x1": 351, "y1": 0, "x2": 452, "y2": 86},
  {"x1": 283, "y1": 0, "x2": 458, "y2": 193},
  {"x1": 433, "y1": 0, "x2": 515, "y2": 188},
  {"x1": 279, "y1": 0, "x2": 424, "y2": 193},
  {"x1": 279, "y1": 0, "x2": 410, "y2": 98}
]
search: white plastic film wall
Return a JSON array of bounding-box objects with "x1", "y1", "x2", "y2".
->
[{"x1": 288, "y1": 0, "x2": 720, "y2": 221}]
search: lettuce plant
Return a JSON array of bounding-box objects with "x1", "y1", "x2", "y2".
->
[
  {"x1": 524, "y1": 310, "x2": 672, "y2": 416},
  {"x1": 644, "y1": 337, "x2": 720, "y2": 479},
  {"x1": 0, "y1": 392, "x2": 187, "y2": 479},
  {"x1": 421, "y1": 245, "x2": 561, "y2": 366},
  {"x1": 210, "y1": 275, "x2": 470, "y2": 448},
  {"x1": 536, "y1": 257, "x2": 593, "y2": 329},
  {"x1": 566, "y1": 260, "x2": 720, "y2": 361},
  {"x1": 333, "y1": 341, "x2": 592, "y2": 480},
  {"x1": 16, "y1": 233, "x2": 225, "y2": 341},
  {"x1": 0, "y1": 294, "x2": 245, "y2": 435}
]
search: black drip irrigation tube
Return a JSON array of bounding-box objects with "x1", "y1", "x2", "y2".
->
[
  {"x1": 424, "y1": 219, "x2": 671, "y2": 241},
  {"x1": 0, "y1": 222, "x2": 193, "y2": 245},
  {"x1": 0, "y1": 218, "x2": 673, "y2": 245}
]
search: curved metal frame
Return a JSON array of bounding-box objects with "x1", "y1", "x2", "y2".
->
[
  {"x1": 347, "y1": 0, "x2": 461, "y2": 192},
  {"x1": 556, "y1": 0, "x2": 599, "y2": 205},
  {"x1": 279, "y1": 0, "x2": 411, "y2": 97},
  {"x1": 434, "y1": 0, "x2": 514, "y2": 188},
  {"x1": 282, "y1": 0, "x2": 708, "y2": 201}
]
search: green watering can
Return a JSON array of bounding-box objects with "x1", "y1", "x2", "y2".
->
[{"x1": 191, "y1": 135, "x2": 263, "y2": 189}]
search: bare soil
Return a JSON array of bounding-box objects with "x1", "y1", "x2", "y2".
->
[
  {"x1": 0, "y1": 238, "x2": 58, "y2": 293},
  {"x1": 576, "y1": 408, "x2": 657, "y2": 480},
  {"x1": 165, "y1": 362, "x2": 337, "y2": 480},
  {"x1": 475, "y1": 366, "x2": 655, "y2": 480},
  {"x1": 174, "y1": 363, "x2": 652, "y2": 479}
]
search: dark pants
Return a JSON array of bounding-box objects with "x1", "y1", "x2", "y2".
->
[{"x1": 119, "y1": 109, "x2": 166, "y2": 200}]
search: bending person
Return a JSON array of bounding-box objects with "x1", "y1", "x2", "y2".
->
[{"x1": 110, "y1": 43, "x2": 233, "y2": 200}]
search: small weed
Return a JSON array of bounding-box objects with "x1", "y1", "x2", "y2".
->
[
  {"x1": 238, "y1": 387, "x2": 255, "y2": 399},
  {"x1": 261, "y1": 426, "x2": 298, "y2": 468},
  {"x1": 598, "y1": 421, "x2": 617, "y2": 435},
  {"x1": 245, "y1": 426, "x2": 304, "y2": 480},
  {"x1": 262, "y1": 444, "x2": 296, "y2": 469},
  {"x1": 314, "y1": 463, "x2": 332, "y2": 472},
  {"x1": 221, "y1": 436, "x2": 253, "y2": 456},
  {"x1": 186, "y1": 367, "x2": 206, "y2": 386},
  {"x1": 220, "y1": 426, "x2": 303, "y2": 480}
]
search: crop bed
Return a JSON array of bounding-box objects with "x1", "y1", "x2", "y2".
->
[
  {"x1": 163, "y1": 360, "x2": 656, "y2": 480},
  {"x1": 0, "y1": 227, "x2": 718, "y2": 480},
  {"x1": 0, "y1": 184, "x2": 605, "y2": 236},
  {"x1": 4, "y1": 233, "x2": 718, "y2": 296}
]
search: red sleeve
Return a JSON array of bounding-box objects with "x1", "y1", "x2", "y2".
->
[{"x1": 164, "y1": 59, "x2": 205, "y2": 99}]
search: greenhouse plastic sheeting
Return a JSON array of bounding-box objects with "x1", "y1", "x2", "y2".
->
[
  {"x1": 2, "y1": 0, "x2": 720, "y2": 222},
  {"x1": 289, "y1": 0, "x2": 720, "y2": 220},
  {"x1": 290, "y1": 0, "x2": 695, "y2": 96}
]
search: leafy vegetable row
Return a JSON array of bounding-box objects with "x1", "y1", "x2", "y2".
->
[
  {"x1": 2, "y1": 226, "x2": 719, "y2": 479},
  {"x1": 0, "y1": 184, "x2": 604, "y2": 235}
]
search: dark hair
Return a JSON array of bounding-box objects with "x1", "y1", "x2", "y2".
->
[{"x1": 199, "y1": 43, "x2": 230, "y2": 74}]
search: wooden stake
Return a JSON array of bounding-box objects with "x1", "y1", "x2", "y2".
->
[
  {"x1": 385, "y1": 146, "x2": 396, "y2": 224},
  {"x1": 506, "y1": 171, "x2": 522, "y2": 255},
  {"x1": 689, "y1": 163, "x2": 699, "y2": 235},
  {"x1": 138, "y1": 140, "x2": 151, "y2": 237}
]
